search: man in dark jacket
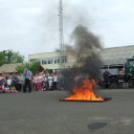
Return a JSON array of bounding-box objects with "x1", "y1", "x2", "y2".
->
[
  {"x1": 12, "y1": 72, "x2": 19, "y2": 91},
  {"x1": 130, "y1": 66, "x2": 134, "y2": 87},
  {"x1": 103, "y1": 68, "x2": 113, "y2": 90},
  {"x1": 23, "y1": 67, "x2": 32, "y2": 93},
  {"x1": 0, "y1": 73, "x2": 5, "y2": 85}
]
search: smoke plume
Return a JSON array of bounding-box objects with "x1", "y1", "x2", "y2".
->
[
  {"x1": 69, "y1": 25, "x2": 102, "y2": 52},
  {"x1": 60, "y1": 24, "x2": 103, "y2": 94}
]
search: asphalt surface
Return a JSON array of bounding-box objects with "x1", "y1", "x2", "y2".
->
[{"x1": 0, "y1": 89, "x2": 134, "y2": 134}]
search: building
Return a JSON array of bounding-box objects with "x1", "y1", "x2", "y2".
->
[
  {"x1": 0, "y1": 63, "x2": 22, "y2": 74},
  {"x1": 0, "y1": 63, "x2": 44, "y2": 74},
  {"x1": 28, "y1": 45, "x2": 134, "y2": 70},
  {"x1": 99, "y1": 45, "x2": 134, "y2": 67},
  {"x1": 28, "y1": 51, "x2": 95, "y2": 70}
]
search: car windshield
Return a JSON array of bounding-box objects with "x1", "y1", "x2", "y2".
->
[{"x1": 130, "y1": 60, "x2": 134, "y2": 65}]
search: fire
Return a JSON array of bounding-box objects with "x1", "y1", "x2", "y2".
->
[{"x1": 61, "y1": 79, "x2": 104, "y2": 101}]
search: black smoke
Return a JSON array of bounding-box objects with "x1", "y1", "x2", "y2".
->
[{"x1": 59, "y1": 25, "x2": 103, "y2": 94}]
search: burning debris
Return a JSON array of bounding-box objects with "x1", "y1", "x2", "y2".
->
[{"x1": 59, "y1": 25, "x2": 111, "y2": 102}]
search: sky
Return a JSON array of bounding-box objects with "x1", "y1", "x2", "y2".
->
[{"x1": 1, "y1": 0, "x2": 134, "y2": 61}]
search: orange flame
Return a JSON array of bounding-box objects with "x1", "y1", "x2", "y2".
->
[
  {"x1": 119, "y1": 70, "x2": 123, "y2": 74},
  {"x1": 62, "y1": 79, "x2": 104, "y2": 101}
]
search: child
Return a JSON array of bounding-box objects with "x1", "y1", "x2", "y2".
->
[
  {"x1": 41, "y1": 82, "x2": 46, "y2": 91},
  {"x1": 0, "y1": 84, "x2": 4, "y2": 93},
  {"x1": 4, "y1": 83, "x2": 10, "y2": 93},
  {"x1": 11, "y1": 82, "x2": 17, "y2": 92},
  {"x1": 2, "y1": 82, "x2": 6, "y2": 92}
]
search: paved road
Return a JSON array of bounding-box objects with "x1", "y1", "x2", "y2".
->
[{"x1": 0, "y1": 89, "x2": 134, "y2": 134}]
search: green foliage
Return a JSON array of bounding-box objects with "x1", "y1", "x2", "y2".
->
[
  {"x1": 15, "y1": 62, "x2": 39, "y2": 75},
  {"x1": 0, "y1": 50, "x2": 24, "y2": 66},
  {"x1": 45, "y1": 68, "x2": 52, "y2": 74},
  {"x1": 0, "y1": 52, "x2": 4, "y2": 66},
  {"x1": 29, "y1": 62, "x2": 39, "y2": 75}
]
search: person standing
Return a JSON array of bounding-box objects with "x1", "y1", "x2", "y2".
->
[
  {"x1": 48, "y1": 73, "x2": 53, "y2": 90},
  {"x1": 37, "y1": 72, "x2": 42, "y2": 91},
  {"x1": 0, "y1": 73, "x2": 5, "y2": 86},
  {"x1": 23, "y1": 67, "x2": 32, "y2": 93},
  {"x1": 12, "y1": 72, "x2": 19, "y2": 91},
  {"x1": 33, "y1": 73, "x2": 38, "y2": 91},
  {"x1": 58, "y1": 73, "x2": 65, "y2": 90},
  {"x1": 102, "y1": 68, "x2": 113, "y2": 90},
  {"x1": 7, "y1": 74, "x2": 12, "y2": 90},
  {"x1": 53, "y1": 72, "x2": 58, "y2": 90},
  {"x1": 44, "y1": 72, "x2": 48, "y2": 91},
  {"x1": 18, "y1": 73, "x2": 24, "y2": 92},
  {"x1": 130, "y1": 66, "x2": 134, "y2": 87}
]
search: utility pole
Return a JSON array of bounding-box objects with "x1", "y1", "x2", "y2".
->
[{"x1": 59, "y1": 0, "x2": 64, "y2": 70}]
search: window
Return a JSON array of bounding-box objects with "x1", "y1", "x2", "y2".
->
[
  {"x1": 48, "y1": 59, "x2": 53, "y2": 64},
  {"x1": 54, "y1": 58, "x2": 60, "y2": 64},
  {"x1": 32, "y1": 57, "x2": 67, "y2": 65},
  {"x1": 130, "y1": 60, "x2": 134, "y2": 65},
  {"x1": 78, "y1": 57, "x2": 87, "y2": 62},
  {"x1": 57, "y1": 59, "x2": 60, "y2": 63},
  {"x1": 64, "y1": 57, "x2": 67, "y2": 63},
  {"x1": 48, "y1": 60, "x2": 51, "y2": 64},
  {"x1": 54, "y1": 59, "x2": 57, "y2": 64},
  {"x1": 51, "y1": 59, "x2": 53, "y2": 64},
  {"x1": 61, "y1": 58, "x2": 64, "y2": 63},
  {"x1": 44, "y1": 60, "x2": 47, "y2": 64},
  {"x1": 54, "y1": 57, "x2": 66, "y2": 64}
]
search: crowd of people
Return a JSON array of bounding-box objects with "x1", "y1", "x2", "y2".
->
[
  {"x1": 0, "y1": 66, "x2": 119, "y2": 93},
  {"x1": 0, "y1": 68, "x2": 65, "y2": 93}
]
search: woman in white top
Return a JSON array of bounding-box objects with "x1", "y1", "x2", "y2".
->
[
  {"x1": 18, "y1": 73, "x2": 24, "y2": 92},
  {"x1": 37, "y1": 72, "x2": 42, "y2": 91},
  {"x1": 48, "y1": 73, "x2": 53, "y2": 90},
  {"x1": 44, "y1": 76, "x2": 48, "y2": 90},
  {"x1": 7, "y1": 74, "x2": 12, "y2": 90},
  {"x1": 34, "y1": 73, "x2": 38, "y2": 91}
]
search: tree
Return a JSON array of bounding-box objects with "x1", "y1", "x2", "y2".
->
[
  {"x1": 0, "y1": 52, "x2": 4, "y2": 66},
  {"x1": 15, "y1": 62, "x2": 40, "y2": 75},
  {"x1": 0, "y1": 50, "x2": 24, "y2": 66},
  {"x1": 29, "y1": 62, "x2": 39, "y2": 75},
  {"x1": 46, "y1": 68, "x2": 52, "y2": 74},
  {"x1": 15, "y1": 64, "x2": 25, "y2": 74}
]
